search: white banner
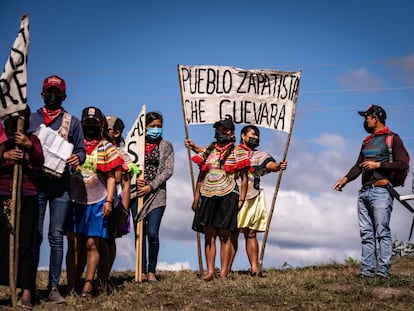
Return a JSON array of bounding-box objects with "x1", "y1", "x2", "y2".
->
[
  {"x1": 0, "y1": 14, "x2": 29, "y2": 118},
  {"x1": 123, "y1": 105, "x2": 146, "y2": 198},
  {"x1": 178, "y1": 65, "x2": 301, "y2": 133}
]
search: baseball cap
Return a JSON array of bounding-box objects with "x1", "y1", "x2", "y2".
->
[
  {"x1": 81, "y1": 106, "x2": 105, "y2": 125},
  {"x1": 357, "y1": 104, "x2": 386, "y2": 121},
  {"x1": 42, "y1": 75, "x2": 66, "y2": 92},
  {"x1": 213, "y1": 115, "x2": 235, "y2": 131},
  {"x1": 106, "y1": 115, "x2": 125, "y2": 132}
]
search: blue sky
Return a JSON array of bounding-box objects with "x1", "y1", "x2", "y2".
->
[{"x1": 1, "y1": 1, "x2": 414, "y2": 272}]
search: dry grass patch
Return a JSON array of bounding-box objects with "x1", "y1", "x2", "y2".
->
[{"x1": 0, "y1": 256, "x2": 414, "y2": 310}]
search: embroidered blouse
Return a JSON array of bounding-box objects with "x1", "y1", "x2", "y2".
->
[{"x1": 192, "y1": 143, "x2": 250, "y2": 197}]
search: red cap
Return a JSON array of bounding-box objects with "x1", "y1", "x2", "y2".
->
[{"x1": 42, "y1": 75, "x2": 66, "y2": 92}]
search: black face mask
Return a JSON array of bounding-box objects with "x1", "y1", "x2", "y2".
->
[
  {"x1": 246, "y1": 137, "x2": 260, "y2": 149},
  {"x1": 363, "y1": 120, "x2": 374, "y2": 134},
  {"x1": 44, "y1": 94, "x2": 64, "y2": 110},
  {"x1": 83, "y1": 126, "x2": 101, "y2": 140},
  {"x1": 214, "y1": 131, "x2": 231, "y2": 144}
]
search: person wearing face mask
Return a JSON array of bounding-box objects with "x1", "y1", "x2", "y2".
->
[
  {"x1": 229, "y1": 125, "x2": 287, "y2": 276},
  {"x1": 66, "y1": 107, "x2": 125, "y2": 299},
  {"x1": 29, "y1": 75, "x2": 85, "y2": 303},
  {"x1": 130, "y1": 111, "x2": 174, "y2": 283},
  {"x1": 189, "y1": 116, "x2": 250, "y2": 280},
  {"x1": 185, "y1": 125, "x2": 287, "y2": 276},
  {"x1": 334, "y1": 105, "x2": 408, "y2": 278}
]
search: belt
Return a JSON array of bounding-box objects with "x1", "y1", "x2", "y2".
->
[{"x1": 363, "y1": 178, "x2": 389, "y2": 189}]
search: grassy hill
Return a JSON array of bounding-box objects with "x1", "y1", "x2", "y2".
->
[{"x1": 1, "y1": 255, "x2": 414, "y2": 310}]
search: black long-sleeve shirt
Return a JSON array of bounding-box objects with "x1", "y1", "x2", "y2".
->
[{"x1": 345, "y1": 132, "x2": 408, "y2": 187}]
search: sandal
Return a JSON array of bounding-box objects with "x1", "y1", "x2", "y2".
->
[
  {"x1": 80, "y1": 290, "x2": 92, "y2": 300},
  {"x1": 81, "y1": 279, "x2": 93, "y2": 300},
  {"x1": 17, "y1": 299, "x2": 33, "y2": 310},
  {"x1": 147, "y1": 272, "x2": 158, "y2": 283}
]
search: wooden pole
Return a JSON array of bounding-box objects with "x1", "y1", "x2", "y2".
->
[
  {"x1": 258, "y1": 72, "x2": 301, "y2": 272},
  {"x1": 9, "y1": 115, "x2": 24, "y2": 307},
  {"x1": 135, "y1": 105, "x2": 146, "y2": 283},
  {"x1": 135, "y1": 197, "x2": 144, "y2": 282},
  {"x1": 177, "y1": 65, "x2": 204, "y2": 276}
]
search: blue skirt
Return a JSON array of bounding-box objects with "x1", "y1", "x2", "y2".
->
[{"x1": 72, "y1": 198, "x2": 109, "y2": 239}]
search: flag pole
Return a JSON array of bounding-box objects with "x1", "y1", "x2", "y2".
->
[
  {"x1": 135, "y1": 105, "x2": 146, "y2": 282},
  {"x1": 0, "y1": 13, "x2": 29, "y2": 306},
  {"x1": 177, "y1": 65, "x2": 204, "y2": 276},
  {"x1": 9, "y1": 115, "x2": 24, "y2": 307},
  {"x1": 258, "y1": 71, "x2": 301, "y2": 273}
]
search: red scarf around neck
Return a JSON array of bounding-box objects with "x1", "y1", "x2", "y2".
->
[
  {"x1": 42, "y1": 107, "x2": 62, "y2": 126},
  {"x1": 363, "y1": 126, "x2": 392, "y2": 144},
  {"x1": 145, "y1": 140, "x2": 160, "y2": 155},
  {"x1": 84, "y1": 139, "x2": 101, "y2": 155}
]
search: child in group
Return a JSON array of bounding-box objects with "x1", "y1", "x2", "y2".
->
[
  {"x1": 66, "y1": 107, "x2": 124, "y2": 299},
  {"x1": 99, "y1": 115, "x2": 139, "y2": 288},
  {"x1": 0, "y1": 107, "x2": 44, "y2": 309}
]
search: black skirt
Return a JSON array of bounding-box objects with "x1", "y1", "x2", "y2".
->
[{"x1": 192, "y1": 191, "x2": 239, "y2": 233}]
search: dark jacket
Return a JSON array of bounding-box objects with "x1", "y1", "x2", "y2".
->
[{"x1": 29, "y1": 107, "x2": 86, "y2": 194}]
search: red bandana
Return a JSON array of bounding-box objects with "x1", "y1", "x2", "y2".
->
[
  {"x1": 214, "y1": 142, "x2": 233, "y2": 152},
  {"x1": 84, "y1": 139, "x2": 101, "y2": 155},
  {"x1": 363, "y1": 126, "x2": 393, "y2": 144},
  {"x1": 42, "y1": 107, "x2": 62, "y2": 126},
  {"x1": 145, "y1": 140, "x2": 160, "y2": 155}
]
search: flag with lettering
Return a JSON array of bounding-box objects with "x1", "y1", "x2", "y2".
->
[
  {"x1": 0, "y1": 14, "x2": 29, "y2": 118},
  {"x1": 178, "y1": 65, "x2": 301, "y2": 133},
  {"x1": 123, "y1": 105, "x2": 146, "y2": 199}
]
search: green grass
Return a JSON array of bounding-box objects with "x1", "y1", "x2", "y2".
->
[{"x1": 1, "y1": 256, "x2": 414, "y2": 310}]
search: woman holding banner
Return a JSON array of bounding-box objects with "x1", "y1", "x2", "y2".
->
[
  {"x1": 131, "y1": 111, "x2": 174, "y2": 283},
  {"x1": 0, "y1": 107, "x2": 45, "y2": 309},
  {"x1": 190, "y1": 116, "x2": 250, "y2": 280},
  {"x1": 230, "y1": 125, "x2": 287, "y2": 276},
  {"x1": 186, "y1": 124, "x2": 287, "y2": 276}
]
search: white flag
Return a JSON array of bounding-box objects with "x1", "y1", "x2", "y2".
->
[
  {"x1": 0, "y1": 14, "x2": 29, "y2": 118},
  {"x1": 178, "y1": 64, "x2": 301, "y2": 133},
  {"x1": 123, "y1": 105, "x2": 146, "y2": 198}
]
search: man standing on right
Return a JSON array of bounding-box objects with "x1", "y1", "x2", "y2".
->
[{"x1": 334, "y1": 105, "x2": 408, "y2": 278}]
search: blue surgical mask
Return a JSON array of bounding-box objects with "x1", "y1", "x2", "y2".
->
[{"x1": 146, "y1": 127, "x2": 163, "y2": 140}]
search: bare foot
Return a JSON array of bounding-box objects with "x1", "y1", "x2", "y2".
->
[{"x1": 198, "y1": 273, "x2": 215, "y2": 281}]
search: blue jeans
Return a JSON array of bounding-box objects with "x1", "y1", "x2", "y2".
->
[
  {"x1": 38, "y1": 190, "x2": 71, "y2": 289},
  {"x1": 358, "y1": 186, "x2": 393, "y2": 277},
  {"x1": 130, "y1": 201, "x2": 165, "y2": 274}
]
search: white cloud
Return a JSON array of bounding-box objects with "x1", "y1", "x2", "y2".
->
[
  {"x1": 392, "y1": 53, "x2": 414, "y2": 84},
  {"x1": 88, "y1": 133, "x2": 414, "y2": 272},
  {"x1": 336, "y1": 68, "x2": 382, "y2": 89},
  {"x1": 157, "y1": 261, "x2": 191, "y2": 271}
]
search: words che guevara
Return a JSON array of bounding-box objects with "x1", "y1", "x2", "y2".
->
[{"x1": 178, "y1": 65, "x2": 301, "y2": 132}]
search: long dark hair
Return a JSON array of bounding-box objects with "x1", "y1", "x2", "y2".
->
[
  {"x1": 146, "y1": 111, "x2": 163, "y2": 126},
  {"x1": 203, "y1": 142, "x2": 234, "y2": 168}
]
